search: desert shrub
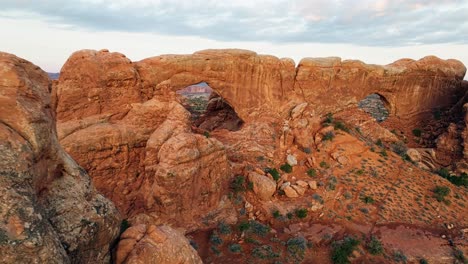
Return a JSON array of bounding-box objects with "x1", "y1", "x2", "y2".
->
[
  {"x1": 312, "y1": 193, "x2": 324, "y2": 204},
  {"x1": 419, "y1": 259, "x2": 428, "y2": 264},
  {"x1": 295, "y1": 208, "x2": 308, "y2": 219},
  {"x1": 331, "y1": 236, "x2": 360, "y2": 264},
  {"x1": 334, "y1": 121, "x2": 350, "y2": 132},
  {"x1": 437, "y1": 169, "x2": 468, "y2": 187},
  {"x1": 356, "y1": 169, "x2": 364, "y2": 175},
  {"x1": 266, "y1": 168, "x2": 281, "y2": 181},
  {"x1": 287, "y1": 212, "x2": 294, "y2": 219},
  {"x1": 367, "y1": 236, "x2": 383, "y2": 255},
  {"x1": 437, "y1": 168, "x2": 451, "y2": 178},
  {"x1": 272, "y1": 210, "x2": 282, "y2": 219},
  {"x1": 231, "y1": 175, "x2": 246, "y2": 193},
  {"x1": 218, "y1": 221, "x2": 231, "y2": 235},
  {"x1": 453, "y1": 248, "x2": 467, "y2": 263},
  {"x1": 361, "y1": 196, "x2": 375, "y2": 204},
  {"x1": 229, "y1": 243, "x2": 242, "y2": 253},
  {"x1": 320, "y1": 161, "x2": 329, "y2": 169},
  {"x1": 280, "y1": 163, "x2": 293, "y2": 173},
  {"x1": 302, "y1": 147, "x2": 312, "y2": 154},
  {"x1": 376, "y1": 139, "x2": 384, "y2": 147},
  {"x1": 307, "y1": 169, "x2": 317, "y2": 177},
  {"x1": 324, "y1": 113, "x2": 334, "y2": 124},
  {"x1": 380, "y1": 149, "x2": 388, "y2": 157},
  {"x1": 287, "y1": 236, "x2": 308, "y2": 263},
  {"x1": 323, "y1": 131, "x2": 335, "y2": 141},
  {"x1": 252, "y1": 245, "x2": 280, "y2": 259},
  {"x1": 412, "y1": 128, "x2": 422, "y2": 137},
  {"x1": 360, "y1": 208, "x2": 369, "y2": 214},
  {"x1": 249, "y1": 220, "x2": 271, "y2": 237},
  {"x1": 433, "y1": 186, "x2": 450, "y2": 202},
  {"x1": 391, "y1": 141, "x2": 408, "y2": 157},
  {"x1": 203, "y1": 131, "x2": 210, "y2": 138},
  {"x1": 210, "y1": 231, "x2": 223, "y2": 245},
  {"x1": 393, "y1": 250, "x2": 407, "y2": 263},
  {"x1": 238, "y1": 220, "x2": 250, "y2": 232},
  {"x1": 211, "y1": 245, "x2": 221, "y2": 256}
]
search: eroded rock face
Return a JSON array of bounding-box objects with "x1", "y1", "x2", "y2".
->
[
  {"x1": 53, "y1": 48, "x2": 466, "y2": 233},
  {"x1": 116, "y1": 225, "x2": 203, "y2": 264},
  {"x1": 0, "y1": 52, "x2": 120, "y2": 263},
  {"x1": 295, "y1": 56, "x2": 466, "y2": 125},
  {"x1": 55, "y1": 50, "x2": 235, "y2": 232}
]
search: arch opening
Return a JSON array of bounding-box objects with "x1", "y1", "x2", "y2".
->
[
  {"x1": 358, "y1": 93, "x2": 390, "y2": 122},
  {"x1": 176, "y1": 82, "x2": 244, "y2": 131}
]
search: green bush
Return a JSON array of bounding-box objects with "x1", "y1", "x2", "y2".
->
[
  {"x1": 437, "y1": 168, "x2": 468, "y2": 187},
  {"x1": 287, "y1": 236, "x2": 308, "y2": 263},
  {"x1": 218, "y1": 222, "x2": 231, "y2": 235},
  {"x1": 210, "y1": 231, "x2": 223, "y2": 245},
  {"x1": 393, "y1": 250, "x2": 407, "y2": 263},
  {"x1": 323, "y1": 131, "x2": 335, "y2": 141},
  {"x1": 324, "y1": 113, "x2": 334, "y2": 124},
  {"x1": 229, "y1": 243, "x2": 242, "y2": 253},
  {"x1": 231, "y1": 175, "x2": 246, "y2": 193},
  {"x1": 412, "y1": 129, "x2": 422, "y2": 137},
  {"x1": 266, "y1": 168, "x2": 281, "y2": 181},
  {"x1": 391, "y1": 141, "x2": 408, "y2": 157},
  {"x1": 331, "y1": 236, "x2": 360, "y2": 264},
  {"x1": 238, "y1": 220, "x2": 250, "y2": 232},
  {"x1": 307, "y1": 169, "x2": 317, "y2": 177},
  {"x1": 280, "y1": 163, "x2": 293, "y2": 173},
  {"x1": 252, "y1": 245, "x2": 280, "y2": 259},
  {"x1": 367, "y1": 236, "x2": 383, "y2": 255},
  {"x1": 376, "y1": 139, "x2": 384, "y2": 147},
  {"x1": 320, "y1": 161, "x2": 329, "y2": 169},
  {"x1": 249, "y1": 220, "x2": 271, "y2": 237},
  {"x1": 334, "y1": 121, "x2": 350, "y2": 132},
  {"x1": 272, "y1": 210, "x2": 282, "y2": 219},
  {"x1": 295, "y1": 208, "x2": 308, "y2": 219},
  {"x1": 433, "y1": 186, "x2": 450, "y2": 202},
  {"x1": 120, "y1": 219, "x2": 130, "y2": 235},
  {"x1": 361, "y1": 196, "x2": 374, "y2": 204}
]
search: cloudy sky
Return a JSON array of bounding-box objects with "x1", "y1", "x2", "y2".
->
[{"x1": 0, "y1": 0, "x2": 467, "y2": 78}]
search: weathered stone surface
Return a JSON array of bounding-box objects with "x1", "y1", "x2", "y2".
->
[
  {"x1": 294, "y1": 56, "x2": 466, "y2": 126},
  {"x1": 0, "y1": 52, "x2": 120, "y2": 263},
  {"x1": 284, "y1": 186, "x2": 299, "y2": 198},
  {"x1": 116, "y1": 224, "x2": 203, "y2": 264},
  {"x1": 248, "y1": 172, "x2": 276, "y2": 201}
]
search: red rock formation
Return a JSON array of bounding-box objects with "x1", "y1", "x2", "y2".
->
[
  {"x1": 294, "y1": 56, "x2": 466, "y2": 126},
  {"x1": 116, "y1": 225, "x2": 202, "y2": 264},
  {"x1": 53, "y1": 48, "x2": 467, "y2": 234},
  {"x1": 0, "y1": 52, "x2": 120, "y2": 263}
]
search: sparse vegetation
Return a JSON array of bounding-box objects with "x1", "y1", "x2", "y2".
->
[
  {"x1": 286, "y1": 236, "x2": 308, "y2": 263},
  {"x1": 203, "y1": 131, "x2": 210, "y2": 138},
  {"x1": 238, "y1": 220, "x2": 250, "y2": 232},
  {"x1": 248, "y1": 220, "x2": 271, "y2": 237},
  {"x1": 307, "y1": 168, "x2": 317, "y2": 177},
  {"x1": 280, "y1": 163, "x2": 293, "y2": 173},
  {"x1": 412, "y1": 128, "x2": 422, "y2": 137},
  {"x1": 334, "y1": 121, "x2": 350, "y2": 132},
  {"x1": 453, "y1": 248, "x2": 467, "y2": 263},
  {"x1": 266, "y1": 168, "x2": 281, "y2": 181},
  {"x1": 320, "y1": 161, "x2": 330, "y2": 169},
  {"x1": 436, "y1": 168, "x2": 468, "y2": 187},
  {"x1": 273, "y1": 210, "x2": 282, "y2": 219},
  {"x1": 393, "y1": 250, "x2": 408, "y2": 263},
  {"x1": 366, "y1": 236, "x2": 383, "y2": 255},
  {"x1": 252, "y1": 245, "x2": 280, "y2": 259},
  {"x1": 433, "y1": 186, "x2": 450, "y2": 203},
  {"x1": 331, "y1": 236, "x2": 360, "y2": 264},
  {"x1": 229, "y1": 243, "x2": 242, "y2": 253},
  {"x1": 231, "y1": 175, "x2": 246, "y2": 193},
  {"x1": 376, "y1": 139, "x2": 384, "y2": 147},
  {"x1": 218, "y1": 221, "x2": 231, "y2": 235},
  {"x1": 210, "y1": 230, "x2": 223, "y2": 245},
  {"x1": 361, "y1": 196, "x2": 375, "y2": 204},
  {"x1": 295, "y1": 208, "x2": 308, "y2": 219},
  {"x1": 323, "y1": 131, "x2": 335, "y2": 141}
]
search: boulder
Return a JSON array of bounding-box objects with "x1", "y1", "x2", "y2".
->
[
  {"x1": 116, "y1": 225, "x2": 203, "y2": 264},
  {"x1": 249, "y1": 172, "x2": 277, "y2": 201}
]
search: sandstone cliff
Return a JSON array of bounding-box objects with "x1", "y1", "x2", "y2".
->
[{"x1": 0, "y1": 52, "x2": 121, "y2": 263}]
